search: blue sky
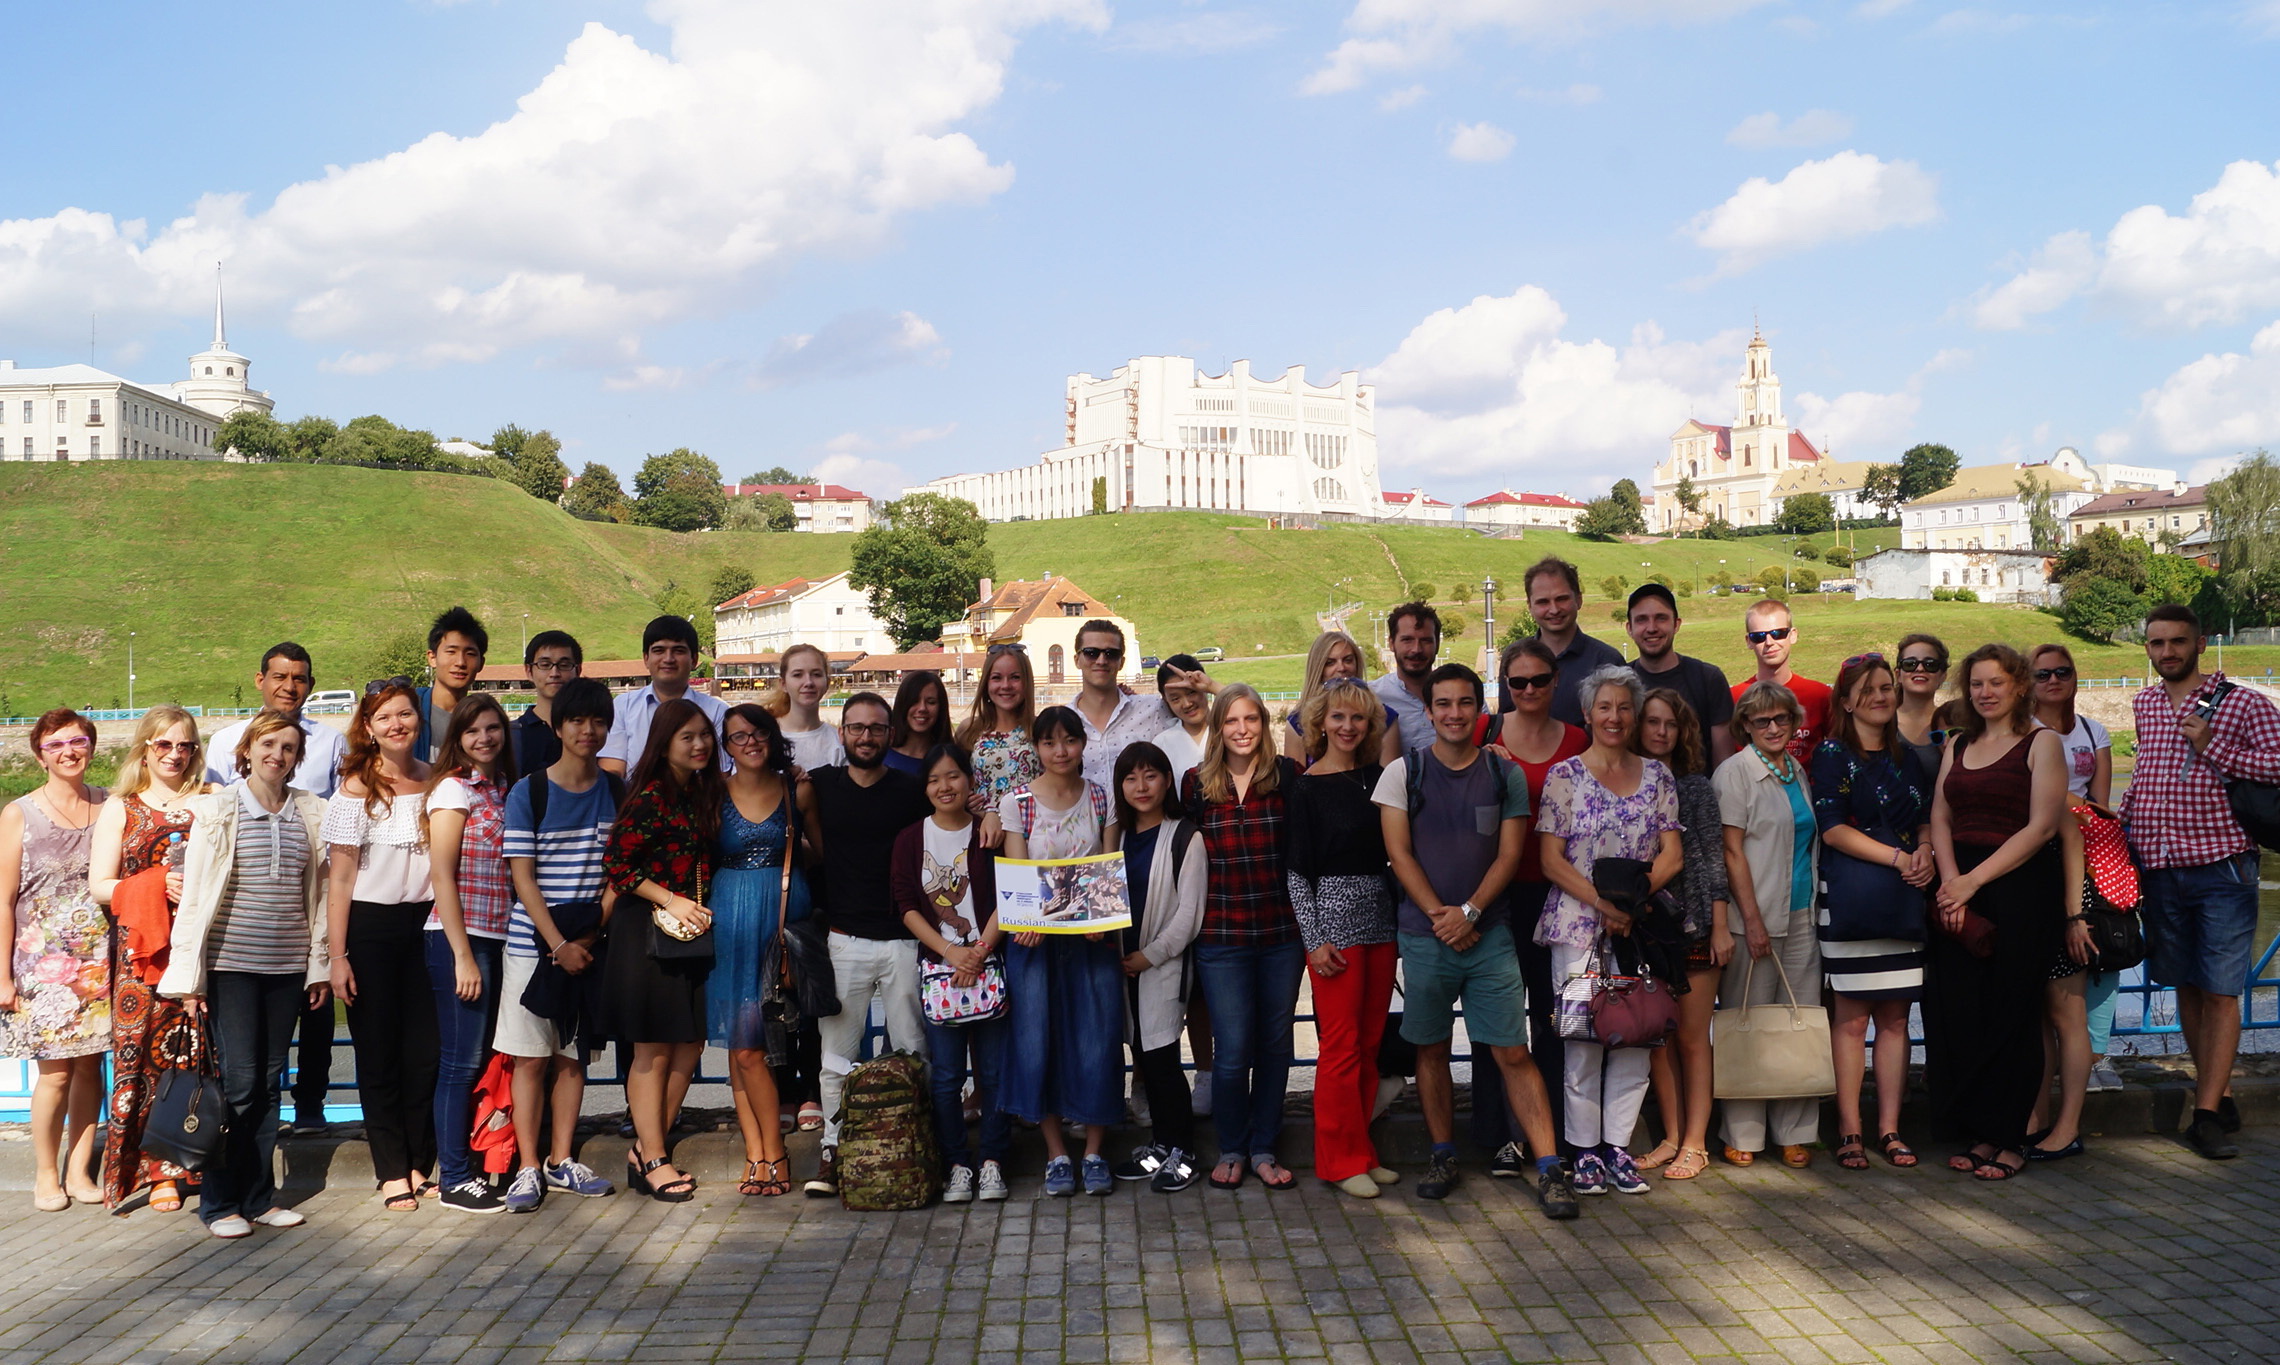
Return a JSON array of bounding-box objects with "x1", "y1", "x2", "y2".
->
[{"x1": 4, "y1": 0, "x2": 2277, "y2": 504}]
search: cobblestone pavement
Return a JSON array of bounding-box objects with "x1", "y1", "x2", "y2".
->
[{"x1": 1, "y1": 1132, "x2": 2272, "y2": 1364}]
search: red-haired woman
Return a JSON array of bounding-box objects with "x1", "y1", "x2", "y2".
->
[
  {"x1": 322, "y1": 681, "x2": 437, "y2": 1213},
  {"x1": 601, "y1": 698, "x2": 724, "y2": 1203}
]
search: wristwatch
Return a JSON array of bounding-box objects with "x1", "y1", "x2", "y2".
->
[{"x1": 1459, "y1": 901, "x2": 1481, "y2": 924}]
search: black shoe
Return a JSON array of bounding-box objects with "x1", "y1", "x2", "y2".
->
[
  {"x1": 1488, "y1": 1141, "x2": 1529, "y2": 1179},
  {"x1": 1114, "y1": 1143, "x2": 1166, "y2": 1181},
  {"x1": 1150, "y1": 1148, "x2": 1198, "y2": 1194},
  {"x1": 2026, "y1": 1137, "x2": 2084, "y2": 1162},
  {"x1": 2218, "y1": 1095, "x2": 2242, "y2": 1134},
  {"x1": 1416, "y1": 1152, "x2": 1460, "y2": 1201},
  {"x1": 2187, "y1": 1110, "x2": 2239, "y2": 1160},
  {"x1": 805, "y1": 1147, "x2": 839, "y2": 1197},
  {"x1": 1537, "y1": 1161, "x2": 1580, "y2": 1221},
  {"x1": 290, "y1": 1112, "x2": 328, "y2": 1137},
  {"x1": 437, "y1": 1179, "x2": 504, "y2": 1214}
]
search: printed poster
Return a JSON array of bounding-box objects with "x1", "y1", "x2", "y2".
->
[{"x1": 994, "y1": 852, "x2": 1132, "y2": 934}]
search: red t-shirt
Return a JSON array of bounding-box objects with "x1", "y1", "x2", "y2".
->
[
  {"x1": 1476, "y1": 716, "x2": 1589, "y2": 882},
  {"x1": 1732, "y1": 673, "x2": 1832, "y2": 763}
]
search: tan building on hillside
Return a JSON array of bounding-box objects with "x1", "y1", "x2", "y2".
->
[
  {"x1": 938, "y1": 574, "x2": 1142, "y2": 684},
  {"x1": 1900, "y1": 452, "x2": 2099, "y2": 550},
  {"x1": 2070, "y1": 484, "x2": 2208, "y2": 546},
  {"x1": 1771, "y1": 459, "x2": 1880, "y2": 522}
]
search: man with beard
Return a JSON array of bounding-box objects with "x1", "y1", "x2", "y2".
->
[
  {"x1": 1523, "y1": 559, "x2": 1624, "y2": 728},
  {"x1": 804, "y1": 692, "x2": 933, "y2": 1195},
  {"x1": 1624, "y1": 584, "x2": 1733, "y2": 763},
  {"x1": 2120, "y1": 604, "x2": 2280, "y2": 1161},
  {"x1": 1372, "y1": 601, "x2": 1442, "y2": 757}
]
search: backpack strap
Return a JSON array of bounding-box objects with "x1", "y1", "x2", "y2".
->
[
  {"x1": 526, "y1": 772, "x2": 549, "y2": 831},
  {"x1": 1405, "y1": 752, "x2": 1428, "y2": 818},
  {"x1": 1012, "y1": 789, "x2": 1038, "y2": 841},
  {"x1": 1087, "y1": 781, "x2": 1111, "y2": 834}
]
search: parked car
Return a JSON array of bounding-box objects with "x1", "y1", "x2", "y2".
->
[
  {"x1": 1193, "y1": 646, "x2": 1225, "y2": 663},
  {"x1": 1140, "y1": 656, "x2": 1161, "y2": 672},
  {"x1": 308, "y1": 689, "x2": 357, "y2": 714}
]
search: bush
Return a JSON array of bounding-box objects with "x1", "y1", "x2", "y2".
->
[
  {"x1": 1790, "y1": 538, "x2": 1822, "y2": 562},
  {"x1": 1953, "y1": 587, "x2": 1978, "y2": 603},
  {"x1": 1755, "y1": 566, "x2": 1788, "y2": 597},
  {"x1": 1823, "y1": 544, "x2": 1853, "y2": 569},
  {"x1": 1599, "y1": 575, "x2": 1628, "y2": 599},
  {"x1": 1931, "y1": 587, "x2": 1953, "y2": 602}
]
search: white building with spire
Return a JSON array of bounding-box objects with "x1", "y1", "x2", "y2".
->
[
  {"x1": 0, "y1": 267, "x2": 275, "y2": 463},
  {"x1": 1648, "y1": 328, "x2": 1823, "y2": 531}
]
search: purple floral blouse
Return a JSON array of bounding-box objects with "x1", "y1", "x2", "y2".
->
[{"x1": 1533, "y1": 755, "x2": 1682, "y2": 949}]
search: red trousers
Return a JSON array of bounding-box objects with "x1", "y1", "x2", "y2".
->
[{"x1": 1308, "y1": 941, "x2": 1398, "y2": 1182}]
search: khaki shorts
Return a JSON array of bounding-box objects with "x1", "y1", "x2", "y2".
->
[{"x1": 493, "y1": 949, "x2": 583, "y2": 1061}]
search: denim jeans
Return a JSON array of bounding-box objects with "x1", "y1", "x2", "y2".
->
[
  {"x1": 1193, "y1": 940, "x2": 1307, "y2": 1161},
  {"x1": 2140, "y1": 853, "x2": 2261, "y2": 996},
  {"x1": 926, "y1": 1013, "x2": 1011, "y2": 1171},
  {"x1": 204, "y1": 971, "x2": 304, "y2": 1226},
  {"x1": 424, "y1": 930, "x2": 503, "y2": 1186}
]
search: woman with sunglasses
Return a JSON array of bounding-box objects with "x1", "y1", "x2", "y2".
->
[
  {"x1": 1893, "y1": 634, "x2": 1951, "y2": 779},
  {"x1": 884, "y1": 670, "x2": 954, "y2": 777},
  {"x1": 0, "y1": 709, "x2": 111, "y2": 1212},
  {"x1": 89, "y1": 706, "x2": 211, "y2": 1213},
  {"x1": 1714, "y1": 680, "x2": 1823, "y2": 1168},
  {"x1": 1472, "y1": 638, "x2": 1586, "y2": 1166},
  {"x1": 2025, "y1": 642, "x2": 2112, "y2": 1159}
]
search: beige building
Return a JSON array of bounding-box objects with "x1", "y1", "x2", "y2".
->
[
  {"x1": 1900, "y1": 451, "x2": 2103, "y2": 550},
  {"x1": 1770, "y1": 459, "x2": 1880, "y2": 522},
  {"x1": 1650, "y1": 329, "x2": 1825, "y2": 530},
  {"x1": 1461, "y1": 489, "x2": 1586, "y2": 529},
  {"x1": 2070, "y1": 484, "x2": 2208, "y2": 546},
  {"x1": 720, "y1": 482, "x2": 875, "y2": 533},
  {"x1": 938, "y1": 574, "x2": 1142, "y2": 685}
]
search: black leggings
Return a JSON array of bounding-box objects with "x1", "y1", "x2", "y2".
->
[
  {"x1": 344, "y1": 900, "x2": 440, "y2": 1183},
  {"x1": 1133, "y1": 1041, "x2": 1196, "y2": 1153}
]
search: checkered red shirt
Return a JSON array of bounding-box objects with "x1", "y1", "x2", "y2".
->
[
  {"x1": 2120, "y1": 672, "x2": 2280, "y2": 869},
  {"x1": 1182, "y1": 760, "x2": 1299, "y2": 947}
]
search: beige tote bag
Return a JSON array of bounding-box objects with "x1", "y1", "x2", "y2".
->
[{"x1": 1711, "y1": 955, "x2": 1837, "y2": 1101}]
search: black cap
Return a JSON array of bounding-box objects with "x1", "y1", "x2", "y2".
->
[{"x1": 1626, "y1": 582, "x2": 1678, "y2": 616}]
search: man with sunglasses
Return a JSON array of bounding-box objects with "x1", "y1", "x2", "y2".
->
[
  {"x1": 512, "y1": 630, "x2": 585, "y2": 776},
  {"x1": 1525, "y1": 558, "x2": 1625, "y2": 728},
  {"x1": 1071, "y1": 619, "x2": 1208, "y2": 790},
  {"x1": 1623, "y1": 584, "x2": 1733, "y2": 763},
  {"x1": 1731, "y1": 599, "x2": 1828, "y2": 762}
]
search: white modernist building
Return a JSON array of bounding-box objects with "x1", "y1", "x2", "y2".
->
[
  {"x1": 0, "y1": 272, "x2": 274, "y2": 463},
  {"x1": 923, "y1": 356, "x2": 1384, "y2": 521},
  {"x1": 1650, "y1": 329, "x2": 1824, "y2": 531},
  {"x1": 713, "y1": 571, "x2": 893, "y2": 657}
]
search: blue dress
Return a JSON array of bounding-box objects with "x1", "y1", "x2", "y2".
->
[{"x1": 708, "y1": 799, "x2": 790, "y2": 1050}]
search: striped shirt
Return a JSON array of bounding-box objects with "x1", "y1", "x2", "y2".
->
[
  {"x1": 210, "y1": 783, "x2": 312, "y2": 976},
  {"x1": 501, "y1": 773, "x2": 618, "y2": 958},
  {"x1": 425, "y1": 774, "x2": 512, "y2": 940}
]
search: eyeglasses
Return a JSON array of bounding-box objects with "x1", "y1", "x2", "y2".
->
[
  {"x1": 1897, "y1": 656, "x2": 1947, "y2": 673},
  {"x1": 1078, "y1": 646, "x2": 1124, "y2": 662},
  {"x1": 2034, "y1": 666, "x2": 2076, "y2": 682},
  {"x1": 37, "y1": 735, "x2": 94, "y2": 754},
  {"x1": 1744, "y1": 713, "x2": 1795, "y2": 730},
  {"x1": 530, "y1": 659, "x2": 579, "y2": 674},
  {"x1": 1504, "y1": 673, "x2": 1557, "y2": 692},
  {"x1": 1745, "y1": 627, "x2": 1793, "y2": 645},
  {"x1": 842, "y1": 723, "x2": 891, "y2": 737},
  {"x1": 365, "y1": 676, "x2": 412, "y2": 695},
  {"x1": 723, "y1": 731, "x2": 769, "y2": 751},
  {"x1": 148, "y1": 739, "x2": 200, "y2": 755},
  {"x1": 1842, "y1": 651, "x2": 1885, "y2": 670}
]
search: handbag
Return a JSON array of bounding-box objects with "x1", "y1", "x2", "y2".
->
[
  {"x1": 762, "y1": 805, "x2": 838, "y2": 1067},
  {"x1": 143, "y1": 1015, "x2": 226, "y2": 1174},
  {"x1": 1555, "y1": 940, "x2": 1674, "y2": 1046},
  {"x1": 1711, "y1": 953, "x2": 1836, "y2": 1101},
  {"x1": 650, "y1": 864, "x2": 715, "y2": 962},
  {"x1": 2209, "y1": 681, "x2": 2280, "y2": 852},
  {"x1": 2073, "y1": 800, "x2": 2145, "y2": 971},
  {"x1": 919, "y1": 946, "x2": 1008, "y2": 1025},
  {"x1": 1819, "y1": 832, "x2": 1928, "y2": 943}
]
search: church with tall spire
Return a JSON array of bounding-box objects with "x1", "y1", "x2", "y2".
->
[
  {"x1": 1648, "y1": 325, "x2": 1823, "y2": 531},
  {"x1": 0, "y1": 264, "x2": 275, "y2": 462}
]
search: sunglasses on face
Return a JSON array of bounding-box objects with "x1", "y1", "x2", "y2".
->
[
  {"x1": 148, "y1": 739, "x2": 201, "y2": 755},
  {"x1": 1504, "y1": 673, "x2": 1557, "y2": 692},
  {"x1": 1078, "y1": 646, "x2": 1123, "y2": 662},
  {"x1": 1843, "y1": 651, "x2": 1885, "y2": 670},
  {"x1": 38, "y1": 735, "x2": 94, "y2": 754},
  {"x1": 1746, "y1": 627, "x2": 1793, "y2": 645},
  {"x1": 2034, "y1": 666, "x2": 2075, "y2": 682},
  {"x1": 1897, "y1": 656, "x2": 1947, "y2": 673}
]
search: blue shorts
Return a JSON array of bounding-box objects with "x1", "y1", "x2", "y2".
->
[
  {"x1": 1398, "y1": 924, "x2": 1528, "y2": 1049},
  {"x1": 2139, "y1": 852, "x2": 2262, "y2": 996}
]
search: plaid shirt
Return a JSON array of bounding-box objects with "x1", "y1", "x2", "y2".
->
[
  {"x1": 426, "y1": 771, "x2": 516, "y2": 938},
  {"x1": 2120, "y1": 672, "x2": 2280, "y2": 869},
  {"x1": 1182, "y1": 760, "x2": 1299, "y2": 947}
]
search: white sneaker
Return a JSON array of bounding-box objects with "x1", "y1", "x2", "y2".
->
[
  {"x1": 209, "y1": 1215, "x2": 253, "y2": 1239},
  {"x1": 252, "y1": 1207, "x2": 306, "y2": 1228},
  {"x1": 976, "y1": 1160, "x2": 1010, "y2": 1202},
  {"x1": 943, "y1": 1165, "x2": 976, "y2": 1203},
  {"x1": 1190, "y1": 1072, "x2": 1212, "y2": 1118},
  {"x1": 2088, "y1": 1061, "x2": 2125, "y2": 1093}
]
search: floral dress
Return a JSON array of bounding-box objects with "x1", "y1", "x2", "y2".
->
[
  {"x1": 3, "y1": 791, "x2": 113, "y2": 1060},
  {"x1": 970, "y1": 729, "x2": 1043, "y2": 808},
  {"x1": 1532, "y1": 758, "x2": 1680, "y2": 950},
  {"x1": 598, "y1": 781, "x2": 715, "y2": 1044},
  {"x1": 102, "y1": 794, "x2": 206, "y2": 1209}
]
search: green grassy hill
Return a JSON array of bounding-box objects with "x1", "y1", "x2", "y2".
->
[{"x1": 1, "y1": 463, "x2": 2264, "y2": 714}]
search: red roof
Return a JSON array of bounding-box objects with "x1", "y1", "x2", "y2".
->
[
  {"x1": 1464, "y1": 490, "x2": 1585, "y2": 509},
  {"x1": 1381, "y1": 490, "x2": 1451, "y2": 507},
  {"x1": 717, "y1": 576, "x2": 820, "y2": 611},
  {"x1": 1685, "y1": 422, "x2": 1733, "y2": 455},
  {"x1": 1787, "y1": 432, "x2": 1821, "y2": 463},
  {"x1": 721, "y1": 483, "x2": 869, "y2": 501}
]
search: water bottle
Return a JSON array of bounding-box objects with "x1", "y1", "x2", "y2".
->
[{"x1": 165, "y1": 832, "x2": 186, "y2": 871}]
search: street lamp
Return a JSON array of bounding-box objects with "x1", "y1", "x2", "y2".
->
[
  {"x1": 521, "y1": 613, "x2": 530, "y2": 656},
  {"x1": 1480, "y1": 578, "x2": 1497, "y2": 658},
  {"x1": 127, "y1": 631, "x2": 136, "y2": 711}
]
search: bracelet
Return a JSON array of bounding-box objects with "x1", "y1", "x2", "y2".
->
[{"x1": 1890, "y1": 848, "x2": 1903, "y2": 868}]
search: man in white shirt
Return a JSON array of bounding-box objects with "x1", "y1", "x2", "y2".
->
[
  {"x1": 1073, "y1": 620, "x2": 1212, "y2": 790},
  {"x1": 601, "y1": 616, "x2": 727, "y2": 776},
  {"x1": 206, "y1": 642, "x2": 350, "y2": 801},
  {"x1": 1150, "y1": 654, "x2": 1213, "y2": 788}
]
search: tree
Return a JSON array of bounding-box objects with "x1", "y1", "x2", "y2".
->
[
  {"x1": 2061, "y1": 575, "x2": 2149, "y2": 643},
  {"x1": 848, "y1": 492, "x2": 996, "y2": 648},
  {"x1": 1090, "y1": 476, "x2": 1108, "y2": 515},
  {"x1": 361, "y1": 627, "x2": 431, "y2": 686},
  {"x1": 632, "y1": 448, "x2": 728, "y2": 532},
  {"x1": 650, "y1": 580, "x2": 716, "y2": 655},
  {"x1": 1897, "y1": 443, "x2": 1960, "y2": 502},
  {"x1": 1442, "y1": 612, "x2": 1468, "y2": 639},
  {"x1": 1410, "y1": 582, "x2": 1438, "y2": 603},
  {"x1": 758, "y1": 492, "x2": 797, "y2": 532},
  {"x1": 1755, "y1": 566, "x2": 1789, "y2": 598},
  {"x1": 709, "y1": 566, "x2": 759, "y2": 607},
  {"x1": 1862, "y1": 462, "x2": 1905, "y2": 519},
  {"x1": 1599, "y1": 574, "x2": 1628, "y2": 599},
  {"x1": 1609, "y1": 478, "x2": 1649, "y2": 533},
  {"x1": 323, "y1": 414, "x2": 440, "y2": 469},
  {"x1": 1775, "y1": 492, "x2": 1836, "y2": 535},
  {"x1": 1573, "y1": 496, "x2": 1635, "y2": 540},
  {"x1": 511, "y1": 430, "x2": 569, "y2": 503},
  {"x1": 1697, "y1": 515, "x2": 1737, "y2": 541},
  {"x1": 1787, "y1": 564, "x2": 1821, "y2": 593},
  {"x1": 2016, "y1": 472, "x2": 2064, "y2": 552},
  {"x1": 1789, "y1": 537, "x2": 1822, "y2": 562},
  {"x1": 1674, "y1": 476, "x2": 1703, "y2": 533},
  {"x1": 2148, "y1": 553, "x2": 2212, "y2": 609},
  {"x1": 741, "y1": 465, "x2": 810, "y2": 486},
  {"x1": 286, "y1": 415, "x2": 339, "y2": 460},
  {"x1": 2208, "y1": 451, "x2": 2280, "y2": 626},
  {"x1": 1451, "y1": 583, "x2": 1472, "y2": 605},
  {"x1": 2051, "y1": 526, "x2": 2151, "y2": 593},
  {"x1": 1823, "y1": 544, "x2": 1853, "y2": 569},
  {"x1": 216, "y1": 410, "x2": 294, "y2": 462},
  {"x1": 489, "y1": 424, "x2": 531, "y2": 464},
  {"x1": 565, "y1": 462, "x2": 630, "y2": 522}
]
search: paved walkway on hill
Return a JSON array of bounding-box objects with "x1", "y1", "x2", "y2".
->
[{"x1": 1, "y1": 1130, "x2": 2272, "y2": 1364}]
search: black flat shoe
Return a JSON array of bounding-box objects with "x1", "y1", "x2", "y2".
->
[{"x1": 2026, "y1": 1137, "x2": 2085, "y2": 1162}]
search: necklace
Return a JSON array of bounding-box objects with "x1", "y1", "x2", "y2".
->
[{"x1": 1754, "y1": 746, "x2": 1798, "y2": 785}]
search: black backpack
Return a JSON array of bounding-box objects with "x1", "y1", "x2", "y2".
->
[
  {"x1": 524, "y1": 768, "x2": 625, "y2": 828},
  {"x1": 2208, "y1": 681, "x2": 2280, "y2": 853}
]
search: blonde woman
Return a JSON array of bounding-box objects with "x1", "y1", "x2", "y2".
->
[
  {"x1": 89, "y1": 706, "x2": 211, "y2": 1213},
  {"x1": 1286, "y1": 631, "x2": 1370, "y2": 762}
]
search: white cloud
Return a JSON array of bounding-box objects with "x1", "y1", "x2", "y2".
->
[
  {"x1": 1725, "y1": 108, "x2": 1854, "y2": 148},
  {"x1": 2138, "y1": 320, "x2": 2280, "y2": 456},
  {"x1": 0, "y1": 0, "x2": 1100, "y2": 369},
  {"x1": 1303, "y1": 0, "x2": 1771, "y2": 94},
  {"x1": 1368, "y1": 285, "x2": 1745, "y2": 482},
  {"x1": 1975, "y1": 160, "x2": 2280, "y2": 331},
  {"x1": 808, "y1": 423, "x2": 961, "y2": 498},
  {"x1": 1515, "y1": 83, "x2": 1602, "y2": 104},
  {"x1": 1105, "y1": 9, "x2": 1280, "y2": 52},
  {"x1": 1446, "y1": 122, "x2": 1517, "y2": 162},
  {"x1": 748, "y1": 310, "x2": 946, "y2": 390},
  {"x1": 1686, "y1": 150, "x2": 1940, "y2": 275},
  {"x1": 1377, "y1": 84, "x2": 1429, "y2": 110},
  {"x1": 1854, "y1": 0, "x2": 1912, "y2": 16},
  {"x1": 1787, "y1": 348, "x2": 1965, "y2": 456}
]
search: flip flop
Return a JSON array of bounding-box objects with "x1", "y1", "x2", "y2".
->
[
  {"x1": 1208, "y1": 1157, "x2": 1246, "y2": 1190},
  {"x1": 1252, "y1": 1159, "x2": 1296, "y2": 1191}
]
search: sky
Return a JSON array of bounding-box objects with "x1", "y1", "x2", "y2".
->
[{"x1": 4, "y1": 0, "x2": 2278, "y2": 506}]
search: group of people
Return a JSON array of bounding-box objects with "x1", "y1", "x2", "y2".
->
[{"x1": 2, "y1": 562, "x2": 2269, "y2": 1237}]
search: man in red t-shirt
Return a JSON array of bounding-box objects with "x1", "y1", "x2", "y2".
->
[{"x1": 1731, "y1": 598, "x2": 1830, "y2": 762}]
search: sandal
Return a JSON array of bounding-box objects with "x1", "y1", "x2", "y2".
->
[
  {"x1": 739, "y1": 1161, "x2": 768, "y2": 1196},
  {"x1": 148, "y1": 1180, "x2": 183, "y2": 1213},
  {"x1": 638, "y1": 1154, "x2": 695, "y2": 1203},
  {"x1": 1877, "y1": 1132, "x2": 1919, "y2": 1168},
  {"x1": 1949, "y1": 1144, "x2": 1995, "y2": 1174},
  {"x1": 1208, "y1": 1156, "x2": 1246, "y2": 1190},
  {"x1": 797, "y1": 1102, "x2": 825, "y2": 1132},
  {"x1": 1635, "y1": 1139, "x2": 1681, "y2": 1170},
  {"x1": 757, "y1": 1158, "x2": 792, "y2": 1197},
  {"x1": 415, "y1": 1179, "x2": 440, "y2": 1200},
  {"x1": 1252, "y1": 1158, "x2": 1296, "y2": 1191},
  {"x1": 1663, "y1": 1147, "x2": 1711, "y2": 1180},
  {"x1": 1835, "y1": 1135, "x2": 1870, "y2": 1171},
  {"x1": 1973, "y1": 1151, "x2": 2027, "y2": 1181},
  {"x1": 1721, "y1": 1145, "x2": 1755, "y2": 1168},
  {"x1": 379, "y1": 1182, "x2": 420, "y2": 1213},
  {"x1": 1779, "y1": 1145, "x2": 1813, "y2": 1169}
]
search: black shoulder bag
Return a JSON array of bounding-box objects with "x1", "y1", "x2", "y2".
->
[{"x1": 2209, "y1": 680, "x2": 2280, "y2": 853}]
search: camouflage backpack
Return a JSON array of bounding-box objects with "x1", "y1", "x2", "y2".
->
[{"x1": 836, "y1": 1051, "x2": 940, "y2": 1211}]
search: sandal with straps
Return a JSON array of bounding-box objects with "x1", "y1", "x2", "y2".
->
[
  {"x1": 739, "y1": 1161, "x2": 768, "y2": 1196},
  {"x1": 1836, "y1": 1134, "x2": 1870, "y2": 1171},
  {"x1": 640, "y1": 1154, "x2": 695, "y2": 1203},
  {"x1": 1635, "y1": 1139, "x2": 1681, "y2": 1171},
  {"x1": 148, "y1": 1180, "x2": 184, "y2": 1213},
  {"x1": 1662, "y1": 1147, "x2": 1711, "y2": 1180},
  {"x1": 1878, "y1": 1132, "x2": 1919, "y2": 1168},
  {"x1": 757, "y1": 1158, "x2": 792, "y2": 1197}
]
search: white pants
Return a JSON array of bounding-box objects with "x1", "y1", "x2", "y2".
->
[
  {"x1": 1717, "y1": 925, "x2": 1824, "y2": 1152},
  {"x1": 1552, "y1": 941, "x2": 1653, "y2": 1150},
  {"x1": 817, "y1": 933, "x2": 925, "y2": 1147}
]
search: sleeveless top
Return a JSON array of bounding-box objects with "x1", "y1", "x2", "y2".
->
[
  {"x1": 1943, "y1": 730, "x2": 2038, "y2": 846},
  {"x1": 121, "y1": 793, "x2": 196, "y2": 879},
  {"x1": 718, "y1": 800, "x2": 788, "y2": 870}
]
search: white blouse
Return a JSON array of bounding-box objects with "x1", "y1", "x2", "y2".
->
[{"x1": 320, "y1": 786, "x2": 434, "y2": 904}]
